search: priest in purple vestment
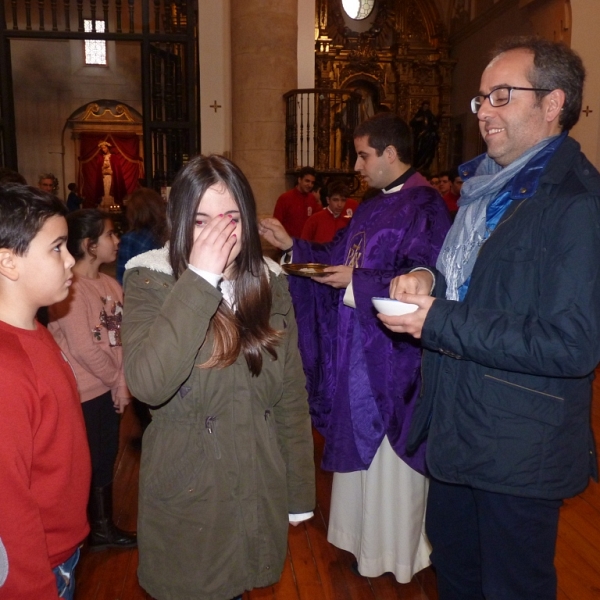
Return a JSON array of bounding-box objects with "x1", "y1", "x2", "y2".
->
[{"x1": 260, "y1": 113, "x2": 451, "y2": 582}]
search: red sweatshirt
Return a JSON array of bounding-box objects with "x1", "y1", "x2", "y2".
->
[
  {"x1": 273, "y1": 187, "x2": 322, "y2": 238},
  {"x1": 301, "y1": 200, "x2": 359, "y2": 243},
  {"x1": 0, "y1": 320, "x2": 91, "y2": 599}
]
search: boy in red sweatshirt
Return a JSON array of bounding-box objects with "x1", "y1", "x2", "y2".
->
[
  {"x1": 301, "y1": 181, "x2": 358, "y2": 243},
  {"x1": 0, "y1": 185, "x2": 91, "y2": 599}
]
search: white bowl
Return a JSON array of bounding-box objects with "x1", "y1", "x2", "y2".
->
[{"x1": 372, "y1": 297, "x2": 418, "y2": 316}]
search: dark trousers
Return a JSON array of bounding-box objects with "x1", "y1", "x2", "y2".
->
[
  {"x1": 426, "y1": 478, "x2": 562, "y2": 600},
  {"x1": 82, "y1": 391, "x2": 120, "y2": 488}
]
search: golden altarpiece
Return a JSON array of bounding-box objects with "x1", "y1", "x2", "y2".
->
[{"x1": 285, "y1": 0, "x2": 456, "y2": 189}]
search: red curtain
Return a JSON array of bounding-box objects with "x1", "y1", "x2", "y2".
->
[{"x1": 78, "y1": 133, "x2": 144, "y2": 207}]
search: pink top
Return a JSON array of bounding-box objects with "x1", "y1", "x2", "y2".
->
[{"x1": 48, "y1": 272, "x2": 130, "y2": 403}]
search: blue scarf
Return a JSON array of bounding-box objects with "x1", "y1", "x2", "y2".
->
[{"x1": 437, "y1": 135, "x2": 561, "y2": 300}]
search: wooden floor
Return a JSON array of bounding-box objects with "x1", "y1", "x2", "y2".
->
[{"x1": 75, "y1": 376, "x2": 600, "y2": 599}]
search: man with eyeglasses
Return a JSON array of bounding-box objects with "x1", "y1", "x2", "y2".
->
[{"x1": 376, "y1": 36, "x2": 600, "y2": 600}]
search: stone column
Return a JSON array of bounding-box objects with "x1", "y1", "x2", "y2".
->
[{"x1": 230, "y1": 0, "x2": 298, "y2": 216}]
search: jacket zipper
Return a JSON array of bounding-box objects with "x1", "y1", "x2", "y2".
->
[
  {"x1": 484, "y1": 197, "x2": 525, "y2": 243},
  {"x1": 204, "y1": 416, "x2": 221, "y2": 459}
]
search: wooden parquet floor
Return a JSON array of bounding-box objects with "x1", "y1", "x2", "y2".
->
[{"x1": 74, "y1": 377, "x2": 600, "y2": 599}]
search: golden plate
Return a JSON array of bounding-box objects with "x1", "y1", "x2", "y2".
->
[{"x1": 282, "y1": 263, "x2": 329, "y2": 278}]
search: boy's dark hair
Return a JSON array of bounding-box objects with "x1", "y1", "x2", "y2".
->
[
  {"x1": 67, "y1": 183, "x2": 77, "y2": 191},
  {"x1": 0, "y1": 184, "x2": 67, "y2": 256},
  {"x1": 297, "y1": 166, "x2": 317, "y2": 180},
  {"x1": 66, "y1": 209, "x2": 110, "y2": 261},
  {"x1": 327, "y1": 181, "x2": 349, "y2": 199},
  {"x1": 354, "y1": 113, "x2": 412, "y2": 164}
]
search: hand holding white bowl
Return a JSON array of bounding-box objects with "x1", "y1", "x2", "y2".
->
[{"x1": 371, "y1": 297, "x2": 418, "y2": 316}]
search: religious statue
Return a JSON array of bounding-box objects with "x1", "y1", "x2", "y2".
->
[
  {"x1": 410, "y1": 101, "x2": 439, "y2": 172},
  {"x1": 98, "y1": 141, "x2": 114, "y2": 206}
]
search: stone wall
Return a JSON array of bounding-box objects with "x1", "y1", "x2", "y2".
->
[{"x1": 12, "y1": 38, "x2": 141, "y2": 197}]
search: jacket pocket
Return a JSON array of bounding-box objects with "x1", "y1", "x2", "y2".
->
[
  {"x1": 477, "y1": 375, "x2": 565, "y2": 487},
  {"x1": 141, "y1": 424, "x2": 206, "y2": 501},
  {"x1": 483, "y1": 375, "x2": 564, "y2": 426}
]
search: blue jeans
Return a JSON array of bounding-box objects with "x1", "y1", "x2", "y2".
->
[{"x1": 52, "y1": 547, "x2": 80, "y2": 600}]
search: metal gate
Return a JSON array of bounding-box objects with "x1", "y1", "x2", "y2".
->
[{"x1": 0, "y1": 0, "x2": 198, "y2": 186}]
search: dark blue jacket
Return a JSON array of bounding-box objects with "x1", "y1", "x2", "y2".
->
[{"x1": 408, "y1": 136, "x2": 600, "y2": 499}]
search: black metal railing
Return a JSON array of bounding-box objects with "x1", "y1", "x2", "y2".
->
[
  {"x1": 284, "y1": 88, "x2": 361, "y2": 175},
  {"x1": 3, "y1": 0, "x2": 187, "y2": 35},
  {"x1": 1, "y1": 0, "x2": 198, "y2": 183}
]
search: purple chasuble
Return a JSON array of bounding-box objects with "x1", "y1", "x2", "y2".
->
[{"x1": 289, "y1": 172, "x2": 451, "y2": 473}]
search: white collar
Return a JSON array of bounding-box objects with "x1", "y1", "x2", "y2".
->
[{"x1": 382, "y1": 182, "x2": 405, "y2": 195}]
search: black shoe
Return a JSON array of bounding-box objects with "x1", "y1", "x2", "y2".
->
[
  {"x1": 88, "y1": 484, "x2": 137, "y2": 552},
  {"x1": 88, "y1": 520, "x2": 137, "y2": 552}
]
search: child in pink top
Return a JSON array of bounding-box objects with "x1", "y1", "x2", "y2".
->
[{"x1": 49, "y1": 209, "x2": 136, "y2": 552}]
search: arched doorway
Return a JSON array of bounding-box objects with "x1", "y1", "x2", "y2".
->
[
  {"x1": 66, "y1": 101, "x2": 144, "y2": 208},
  {"x1": 0, "y1": 0, "x2": 199, "y2": 190}
]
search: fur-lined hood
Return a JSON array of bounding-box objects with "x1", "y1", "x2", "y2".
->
[{"x1": 124, "y1": 245, "x2": 283, "y2": 278}]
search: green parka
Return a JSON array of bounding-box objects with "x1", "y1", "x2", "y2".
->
[{"x1": 122, "y1": 248, "x2": 315, "y2": 600}]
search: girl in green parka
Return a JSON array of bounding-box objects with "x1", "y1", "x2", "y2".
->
[{"x1": 121, "y1": 155, "x2": 315, "y2": 600}]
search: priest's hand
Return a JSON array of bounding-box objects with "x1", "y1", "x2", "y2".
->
[
  {"x1": 258, "y1": 218, "x2": 293, "y2": 251},
  {"x1": 377, "y1": 293, "x2": 435, "y2": 339},
  {"x1": 317, "y1": 265, "x2": 353, "y2": 288},
  {"x1": 389, "y1": 270, "x2": 434, "y2": 298}
]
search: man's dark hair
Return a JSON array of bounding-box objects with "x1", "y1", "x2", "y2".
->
[
  {"x1": 448, "y1": 167, "x2": 460, "y2": 183},
  {"x1": 327, "y1": 181, "x2": 349, "y2": 198},
  {"x1": 491, "y1": 36, "x2": 585, "y2": 132},
  {"x1": 297, "y1": 166, "x2": 317, "y2": 180},
  {"x1": 438, "y1": 170, "x2": 451, "y2": 180},
  {"x1": 0, "y1": 184, "x2": 67, "y2": 256},
  {"x1": 354, "y1": 113, "x2": 412, "y2": 164},
  {"x1": 0, "y1": 168, "x2": 27, "y2": 185}
]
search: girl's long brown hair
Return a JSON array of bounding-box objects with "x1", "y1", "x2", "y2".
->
[{"x1": 168, "y1": 154, "x2": 281, "y2": 376}]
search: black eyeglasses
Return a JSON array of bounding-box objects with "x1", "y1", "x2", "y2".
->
[{"x1": 470, "y1": 86, "x2": 553, "y2": 114}]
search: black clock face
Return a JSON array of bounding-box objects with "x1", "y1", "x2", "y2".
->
[{"x1": 341, "y1": 0, "x2": 375, "y2": 21}]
